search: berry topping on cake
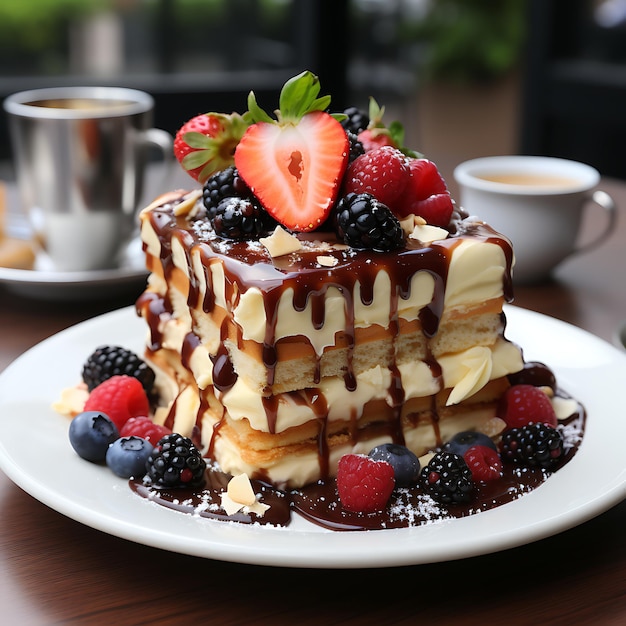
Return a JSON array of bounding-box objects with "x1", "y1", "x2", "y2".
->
[
  {"x1": 82, "y1": 345, "x2": 155, "y2": 394},
  {"x1": 356, "y1": 97, "x2": 401, "y2": 152},
  {"x1": 234, "y1": 71, "x2": 349, "y2": 232},
  {"x1": 334, "y1": 192, "x2": 405, "y2": 251},
  {"x1": 202, "y1": 165, "x2": 252, "y2": 212},
  {"x1": 344, "y1": 146, "x2": 410, "y2": 208},
  {"x1": 346, "y1": 130, "x2": 365, "y2": 164},
  {"x1": 210, "y1": 197, "x2": 276, "y2": 240},
  {"x1": 106, "y1": 436, "x2": 155, "y2": 479},
  {"x1": 340, "y1": 105, "x2": 370, "y2": 135},
  {"x1": 463, "y1": 445, "x2": 503, "y2": 482},
  {"x1": 69, "y1": 410, "x2": 119, "y2": 463},
  {"x1": 420, "y1": 451, "x2": 474, "y2": 504},
  {"x1": 395, "y1": 158, "x2": 454, "y2": 226},
  {"x1": 500, "y1": 423, "x2": 564, "y2": 470},
  {"x1": 174, "y1": 112, "x2": 249, "y2": 183},
  {"x1": 145, "y1": 434, "x2": 207, "y2": 488},
  {"x1": 368, "y1": 443, "x2": 421, "y2": 487},
  {"x1": 120, "y1": 416, "x2": 172, "y2": 443},
  {"x1": 83, "y1": 375, "x2": 150, "y2": 430},
  {"x1": 498, "y1": 384, "x2": 558, "y2": 429},
  {"x1": 337, "y1": 453, "x2": 396, "y2": 513}
]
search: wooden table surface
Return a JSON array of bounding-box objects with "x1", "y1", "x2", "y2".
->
[{"x1": 1, "y1": 179, "x2": 625, "y2": 625}]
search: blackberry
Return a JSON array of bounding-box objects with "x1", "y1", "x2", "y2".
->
[
  {"x1": 420, "y1": 452, "x2": 474, "y2": 504},
  {"x1": 202, "y1": 165, "x2": 251, "y2": 214},
  {"x1": 211, "y1": 196, "x2": 275, "y2": 240},
  {"x1": 500, "y1": 423, "x2": 564, "y2": 470},
  {"x1": 82, "y1": 345, "x2": 155, "y2": 393},
  {"x1": 145, "y1": 434, "x2": 206, "y2": 488},
  {"x1": 341, "y1": 106, "x2": 369, "y2": 135},
  {"x1": 334, "y1": 193, "x2": 404, "y2": 252},
  {"x1": 346, "y1": 130, "x2": 365, "y2": 163}
]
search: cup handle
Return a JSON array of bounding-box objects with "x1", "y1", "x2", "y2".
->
[
  {"x1": 132, "y1": 127, "x2": 175, "y2": 214},
  {"x1": 574, "y1": 189, "x2": 617, "y2": 255},
  {"x1": 144, "y1": 127, "x2": 174, "y2": 158}
]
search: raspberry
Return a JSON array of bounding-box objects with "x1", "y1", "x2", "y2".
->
[
  {"x1": 463, "y1": 445, "x2": 503, "y2": 482},
  {"x1": 344, "y1": 146, "x2": 410, "y2": 208},
  {"x1": 420, "y1": 452, "x2": 474, "y2": 504},
  {"x1": 120, "y1": 416, "x2": 171, "y2": 444},
  {"x1": 83, "y1": 375, "x2": 150, "y2": 431},
  {"x1": 500, "y1": 423, "x2": 564, "y2": 470},
  {"x1": 498, "y1": 384, "x2": 557, "y2": 429},
  {"x1": 337, "y1": 454, "x2": 395, "y2": 513},
  {"x1": 394, "y1": 158, "x2": 454, "y2": 226}
]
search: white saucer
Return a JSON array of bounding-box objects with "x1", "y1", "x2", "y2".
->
[{"x1": 0, "y1": 237, "x2": 148, "y2": 300}]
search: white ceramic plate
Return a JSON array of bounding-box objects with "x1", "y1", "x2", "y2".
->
[{"x1": 0, "y1": 306, "x2": 625, "y2": 568}]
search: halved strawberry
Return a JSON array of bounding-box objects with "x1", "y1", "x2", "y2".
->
[
  {"x1": 234, "y1": 71, "x2": 349, "y2": 232},
  {"x1": 174, "y1": 112, "x2": 249, "y2": 183}
]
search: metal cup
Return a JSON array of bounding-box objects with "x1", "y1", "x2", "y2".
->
[{"x1": 3, "y1": 86, "x2": 173, "y2": 272}]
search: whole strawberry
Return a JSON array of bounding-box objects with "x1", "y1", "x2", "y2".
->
[
  {"x1": 498, "y1": 384, "x2": 558, "y2": 429},
  {"x1": 174, "y1": 112, "x2": 249, "y2": 183},
  {"x1": 356, "y1": 97, "x2": 402, "y2": 152},
  {"x1": 235, "y1": 71, "x2": 349, "y2": 232},
  {"x1": 83, "y1": 375, "x2": 150, "y2": 431},
  {"x1": 336, "y1": 453, "x2": 395, "y2": 513}
]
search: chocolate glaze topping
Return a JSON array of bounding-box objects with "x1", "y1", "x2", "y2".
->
[{"x1": 136, "y1": 194, "x2": 516, "y2": 481}]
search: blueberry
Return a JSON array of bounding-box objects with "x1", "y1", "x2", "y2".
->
[
  {"x1": 106, "y1": 436, "x2": 154, "y2": 478},
  {"x1": 444, "y1": 431, "x2": 497, "y2": 457},
  {"x1": 368, "y1": 443, "x2": 421, "y2": 487},
  {"x1": 69, "y1": 411, "x2": 119, "y2": 463}
]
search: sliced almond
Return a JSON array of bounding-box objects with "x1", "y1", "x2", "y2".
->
[
  {"x1": 317, "y1": 255, "x2": 338, "y2": 267},
  {"x1": 174, "y1": 189, "x2": 203, "y2": 217},
  {"x1": 260, "y1": 226, "x2": 302, "y2": 257},
  {"x1": 220, "y1": 473, "x2": 270, "y2": 517},
  {"x1": 227, "y1": 473, "x2": 257, "y2": 506}
]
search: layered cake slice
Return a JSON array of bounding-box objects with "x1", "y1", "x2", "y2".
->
[{"x1": 135, "y1": 71, "x2": 525, "y2": 488}]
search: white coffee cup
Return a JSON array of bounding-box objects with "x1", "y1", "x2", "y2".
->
[
  {"x1": 453, "y1": 156, "x2": 617, "y2": 284},
  {"x1": 4, "y1": 86, "x2": 173, "y2": 272}
]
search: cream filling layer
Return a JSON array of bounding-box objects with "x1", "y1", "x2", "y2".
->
[{"x1": 140, "y1": 218, "x2": 510, "y2": 358}]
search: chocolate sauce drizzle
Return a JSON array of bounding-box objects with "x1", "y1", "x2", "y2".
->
[
  {"x1": 138, "y1": 196, "x2": 515, "y2": 481},
  {"x1": 130, "y1": 401, "x2": 585, "y2": 532}
]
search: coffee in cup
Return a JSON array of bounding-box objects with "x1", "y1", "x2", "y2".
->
[
  {"x1": 453, "y1": 156, "x2": 616, "y2": 284},
  {"x1": 3, "y1": 86, "x2": 173, "y2": 272}
]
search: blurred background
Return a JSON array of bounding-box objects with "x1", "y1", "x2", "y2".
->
[{"x1": 1, "y1": 0, "x2": 626, "y2": 193}]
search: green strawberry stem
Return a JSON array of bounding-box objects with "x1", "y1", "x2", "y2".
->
[{"x1": 247, "y1": 70, "x2": 334, "y2": 125}]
